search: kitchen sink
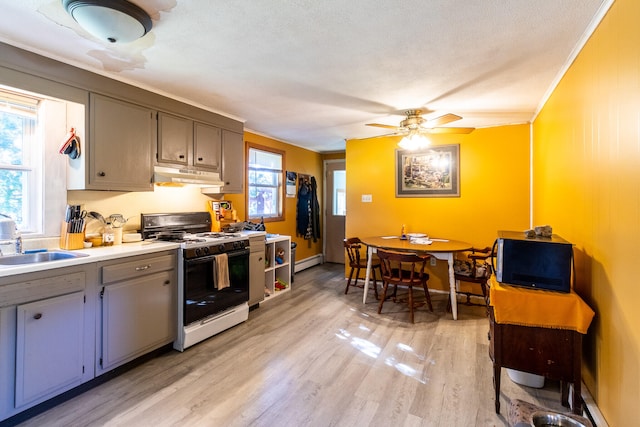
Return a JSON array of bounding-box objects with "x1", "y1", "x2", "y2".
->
[
  {"x1": 531, "y1": 411, "x2": 591, "y2": 427},
  {"x1": 0, "y1": 250, "x2": 89, "y2": 266}
]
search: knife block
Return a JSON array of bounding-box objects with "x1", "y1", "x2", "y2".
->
[{"x1": 59, "y1": 222, "x2": 85, "y2": 250}]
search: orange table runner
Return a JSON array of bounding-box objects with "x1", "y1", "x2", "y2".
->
[{"x1": 489, "y1": 276, "x2": 595, "y2": 334}]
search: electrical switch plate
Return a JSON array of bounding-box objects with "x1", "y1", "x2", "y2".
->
[
  {"x1": 361, "y1": 194, "x2": 372, "y2": 202},
  {"x1": 430, "y1": 257, "x2": 437, "y2": 266}
]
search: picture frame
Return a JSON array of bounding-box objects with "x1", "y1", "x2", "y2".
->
[{"x1": 395, "y1": 144, "x2": 460, "y2": 197}]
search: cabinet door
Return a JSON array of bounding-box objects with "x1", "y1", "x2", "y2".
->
[
  {"x1": 221, "y1": 130, "x2": 244, "y2": 193},
  {"x1": 193, "y1": 122, "x2": 222, "y2": 171},
  {"x1": 15, "y1": 292, "x2": 84, "y2": 409},
  {"x1": 158, "y1": 112, "x2": 192, "y2": 166},
  {"x1": 100, "y1": 270, "x2": 175, "y2": 372},
  {"x1": 249, "y1": 250, "x2": 265, "y2": 306},
  {"x1": 89, "y1": 93, "x2": 154, "y2": 191}
]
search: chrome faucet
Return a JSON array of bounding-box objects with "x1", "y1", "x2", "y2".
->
[{"x1": 15, "y1": 232, "x2": 22, "y2": 254}]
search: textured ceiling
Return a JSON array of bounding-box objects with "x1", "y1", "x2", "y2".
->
[{"x1": 0, "y1": 0, "x2": 611, "y2": 152}]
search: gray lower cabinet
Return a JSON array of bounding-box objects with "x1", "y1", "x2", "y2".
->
[
  {"x1": 249, "y1": 235, "x2": 266, "y2": 306},
  {"x1": 97, "y1": 251, "x2": 177, "y2": 374},
  {"x1": 15, "y1": 292, "x2": 85, "y2": 408},
  {"x1": 0, "y1": 267, "x2": 94, "y2": 422}
]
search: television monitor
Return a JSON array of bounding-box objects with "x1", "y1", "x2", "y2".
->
[{"x1": 494, "y1": 230, "x2": 573, "y2": 293}]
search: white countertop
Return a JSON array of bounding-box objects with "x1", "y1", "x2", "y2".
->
[{"x1": 0, "y1": 241, "x2": 181, "y2": 279}]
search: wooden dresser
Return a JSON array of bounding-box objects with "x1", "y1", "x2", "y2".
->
[{"x1": 488, "y1": 278, "x2": 594, "y2": 416}]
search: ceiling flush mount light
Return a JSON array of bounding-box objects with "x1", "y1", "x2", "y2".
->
[
  {"x1": 398, "y1": 131, "x2": 431, "y2": 150},
  {"x1": 63, "y1": 0, "x2": 152, "y2": 43}
]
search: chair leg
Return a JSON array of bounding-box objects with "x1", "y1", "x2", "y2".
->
[
  {"x1": 371, "y1": 267, "x2": 380, "y2": 300},
  {"x1": 353, "y1": 267, "x2": 360, "y2": 286},
  {"x1": 423, "y1": 281, "x2": 433, "y2": 312},
  {"x1": 378, "y1": 283, "x2": 389, "y2": 313},
  {"x1": 408, "y1": 285, "x2": 414, "y2": 323},
  {"x1": 345, "y1": 267, "x2": 355, "y2": 294}
]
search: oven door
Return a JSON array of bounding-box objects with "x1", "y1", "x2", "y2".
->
[{"x1": 183, "y1": 248, "x2": 249, "y2": 325}]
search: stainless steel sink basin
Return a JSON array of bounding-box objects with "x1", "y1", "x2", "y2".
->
[
  {"x1": 531, "y1": 411, "x2": 591, "y2": 427},
  {"x1": 0, "y1": 250, "x2": 89, "y2": 266}
]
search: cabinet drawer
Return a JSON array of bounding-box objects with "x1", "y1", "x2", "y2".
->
[
  {"x1": 0, "y1": 272, "x2": 85, "y2": 308},
  {"x1": 101, "y1": 253, "x2": 176, "y2": 284}
]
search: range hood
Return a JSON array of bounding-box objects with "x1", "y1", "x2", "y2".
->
[{"x1": 153, "y1": 165, "x2": 224, "y2": 193}]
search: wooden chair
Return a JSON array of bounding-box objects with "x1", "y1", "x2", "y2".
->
[
  {"x1": 450, "y1": 246, "x2": 493, "y2": 312},
  {"x1": 376, "y1": 249, "x2": 432, "y2": 323},
  {"x1": 344, "y1": 237, "x2": 380, "y2": 300}
]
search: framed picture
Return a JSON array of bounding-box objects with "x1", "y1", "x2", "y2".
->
[
  {"x1": 286, "y1": 171, "x2": 297, "y2": 198},
  {"x1": 395, "y1": 144, "x2": 460, "y2": 197}
]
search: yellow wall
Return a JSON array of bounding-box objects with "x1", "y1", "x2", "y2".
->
[
  {"x1": 226, "y1": 131, "x2": 324, "y2": 262},
  {"x1": 345, "y1": 125, "x2": 530, "y2": 290},
  {"x1": 69, "y1": 130, "x2": 324, "y2": 264},
  {"x1": 532, "y1": 0, "x2": 639, "y2": 424}
]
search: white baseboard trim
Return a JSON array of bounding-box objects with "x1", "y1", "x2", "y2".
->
[
  {"x1": 581, "y1": 382, "x2": 608, "y2": 427},
  {"x1": 294, "y1": 254, "x2": 323, "y2": 273}
]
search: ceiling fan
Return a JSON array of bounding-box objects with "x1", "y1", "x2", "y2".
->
[
  {"x1": 365, "y1": 109, "x2": 474, "y2": 150},
  {"x1": 366, "y1": 109, "x2": 475, "y2": 136}
]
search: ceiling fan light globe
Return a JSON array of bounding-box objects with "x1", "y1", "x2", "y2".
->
[{"x1": 398, "y1": 133, "x2": 430, "y2": 150}]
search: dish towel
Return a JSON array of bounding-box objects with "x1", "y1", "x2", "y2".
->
[
  {"x1": 214, "y1": 253, "x2": 230, "y2": 290},
  {"x1": 489, "y1": 276, "x2": 595, "y2": 334}
]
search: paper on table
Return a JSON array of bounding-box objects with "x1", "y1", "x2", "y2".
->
[
  {"x1": 410, "y1": 237, "x2": 432, "y2": 245},
  {"x1": 381, "y1": 236, "x2": 398, "y2": 239}
]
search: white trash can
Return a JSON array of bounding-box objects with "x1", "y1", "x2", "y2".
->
[{"x1": 507, "y1": 369, "x2": 545, "y2": 388}]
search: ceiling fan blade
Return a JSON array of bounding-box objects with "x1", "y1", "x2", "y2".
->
[
  {"x1": 426, "y1": 113, "x2": 462, "y2": 127},
  {"x1": 425, "y1": 127, "x2": 475, "y2": 134},
  {"x1": 352, "y1": 131, "x2": 406, "y2": 140},
  {"x1": 365, "y1": 123, "x2": 398, "y2": 130}
]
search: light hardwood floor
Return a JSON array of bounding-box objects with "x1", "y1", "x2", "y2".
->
[{"x1": 15, "y1": 263, "x2": 569, "y2": 427}]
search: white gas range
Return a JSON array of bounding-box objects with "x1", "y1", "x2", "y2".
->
[{"x1": 141, "y1": 213, "x2": 251, "y2": 351}]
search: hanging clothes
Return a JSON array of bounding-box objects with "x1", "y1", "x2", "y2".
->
[
  {"x1": 296, "y1": 176, "x2": 311, "y2": 238},
  {"x1": 309, "y1": 176, "x2": 320, "y2": 242},
  {"x1": 296, "y1": 175, "x2": 320, "y2": 242}
]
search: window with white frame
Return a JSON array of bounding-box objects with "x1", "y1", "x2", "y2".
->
[
  {"x1": 247, "y1": 145, "x2": 284, "y2": 221},
  {"x1": 0, "y1": 89, "x2": 39, "y2": 232},
  {"x1": 0, "y1": 86, "x2": 70, "y2": 237}
]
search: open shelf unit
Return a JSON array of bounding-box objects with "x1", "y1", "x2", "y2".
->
[{"x1": 264, "y1": 235, "x2": 291, "y2": 300}]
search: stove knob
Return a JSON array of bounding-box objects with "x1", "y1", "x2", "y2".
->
[
  {"x1": 194, "y1": 248, "x2": 202, "y2": 257},
  {"x1": 218, "y1": 244, "x2": 226, "y2": 253},
  {"x1": 203, "y1": 246, "x2": 210, "y2": 255}
]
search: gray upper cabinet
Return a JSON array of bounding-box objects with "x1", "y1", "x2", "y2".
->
[
  {"x1": 157, "y1": 112, "x2": 191, "y2": 167},
  {"x1": 84, "y1": 93, "x2": 155, "y2": 191},
  {"x1": 221, "y1": 130, "x2": 244, "y2": 193},
  {"x1": 158, "y1": 112, "x2": 222, "y2": 172},
  {"x1": 194, "y1": 122, "x2": 222, "y2": 171}
]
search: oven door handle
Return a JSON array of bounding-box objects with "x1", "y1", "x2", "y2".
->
[{"x1": 184, "y1": 248, "x2": 250, "y2": 266}]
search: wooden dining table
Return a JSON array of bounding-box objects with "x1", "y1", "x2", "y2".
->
[{"x1": 360, "y1": 236, "x2": 472, "y2": 320}]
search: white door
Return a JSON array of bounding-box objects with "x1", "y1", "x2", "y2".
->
[{"x1": 324, "y1": 160, "x2": 346, "y2": 263}]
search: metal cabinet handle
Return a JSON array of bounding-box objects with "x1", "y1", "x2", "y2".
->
[
  {"x1": 178, "y1": 154, "x2": 185, "y2": 159},
  {"x1": 135, "y1": 264, "x2": 151, "y2": 271},
  {"x1": 197, "y1": 157, "x2": 203, "y2": 161},
  {"x1": 33, "y1": 313, "x2": 43, "y2": 320},
  {"x1": 98, "y1": 171, "x2": 106, "y2": 177},
  {"x1": 163, "y1": 280, "x2": 171, "y2": 285}
]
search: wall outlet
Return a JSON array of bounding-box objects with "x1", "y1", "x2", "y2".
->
[
  {"x1": 430, "y1": 257, "x2": 437, "y2": 266},
  {"x1": 361, "y1": 194, "x2": 372, "y2": 202}
]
